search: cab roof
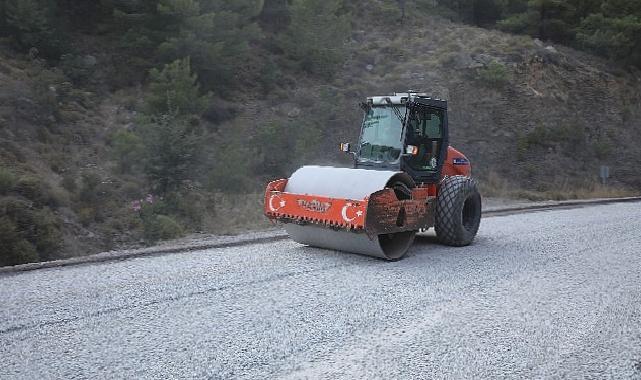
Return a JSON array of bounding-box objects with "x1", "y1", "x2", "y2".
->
[{"x1": 367, "y1": 92, "x2": 447, "y2": 109}]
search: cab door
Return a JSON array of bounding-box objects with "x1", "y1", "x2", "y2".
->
[{"x1": 402, "y1": 105, "x2": 447, "y2": 183}]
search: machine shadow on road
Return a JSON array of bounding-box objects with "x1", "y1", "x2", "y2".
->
[
  {"x1": 292, "y1": 245, "x2": 384, "y2": 265},
  {"x1": 408, "y1": 233, "x2": 442, "y2": 259},
  {"x1": 407, "y1": 231, "x2": 492, "y2": 260},
  {"x1": 288, "y1": 230, "x2": 491, "y2": 263}
]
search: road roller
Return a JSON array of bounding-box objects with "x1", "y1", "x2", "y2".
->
[{"x1": 264, "y1": 92, "x2": 482, "y2": 260}]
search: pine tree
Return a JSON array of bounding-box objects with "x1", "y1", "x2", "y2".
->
[
  {"x1": 139, "y1": 112, "x2": 202, "y2": 194},
  {"x1": 146, "y1": 57, "x2": 210, "y2": 116},
  {"x1": 111, "y1": 0, "x2": 262, "y2": 91},
  {"x1": 498, "y1": 0, "x2": 574, "y2": 42},
  {"x1": 280, "y1": 0, "x2": 350, "y2": 78},
  {"x1": 139, "y1": 58, "x2": 208, "y2": 193},
  {"x1": 3, "y1": 0, "x2": 64, "y2": 58},
  {"x1": 577, "y1": 13, "x2": 641, "y2": 66}
]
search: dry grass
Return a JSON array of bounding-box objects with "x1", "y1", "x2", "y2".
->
[
  {"x1": 203, "y1": 193, "x2": 273, "y2": 235},
  {"x1": 480, "y1": 171, "x2": 638, "y2": 201}
]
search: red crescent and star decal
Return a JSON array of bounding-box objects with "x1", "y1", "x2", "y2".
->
[
  {"x1": 341, "y1": 202, "x2": 364, "y2": 223},
  {"x1": 268, "y1": 194, "x2": 286, "y2": 212}
]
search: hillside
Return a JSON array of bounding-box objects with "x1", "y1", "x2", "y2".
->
[{"x1": 1, "y1": 2, "x2": 640, "y2": 265}]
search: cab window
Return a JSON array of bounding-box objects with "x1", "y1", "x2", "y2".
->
[{"x1": 406, "y1": 107, "x2": 444, "y2": 172}]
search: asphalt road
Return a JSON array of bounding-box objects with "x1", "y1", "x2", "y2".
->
[{"x1": 2, "y1": 202, "x2": 641, "y2": 379}]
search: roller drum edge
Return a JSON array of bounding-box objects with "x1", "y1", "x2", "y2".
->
[{"x1": 285, "y1": 224, "x2": 416, "y2": 260}]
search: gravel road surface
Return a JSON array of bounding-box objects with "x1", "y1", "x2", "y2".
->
[{"x1": 2, "y1": 202, "x2": 641, "y2": 379}]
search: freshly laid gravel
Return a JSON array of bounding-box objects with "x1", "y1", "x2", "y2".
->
[{"x1": 1, "y1": 202, "x2": 641, "y2": 379}]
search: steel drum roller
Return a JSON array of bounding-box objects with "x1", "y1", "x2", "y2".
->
[{"x1": 284, "y1": 166, "x2": 416, "y2": 259}]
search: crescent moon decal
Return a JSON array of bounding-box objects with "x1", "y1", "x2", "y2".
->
[
  {"x1": 341, "y1": 203, "x2": 356, "y2": 222},
  {"x1": 269, "y1": 194, "x2": 285, "y2": 212}
]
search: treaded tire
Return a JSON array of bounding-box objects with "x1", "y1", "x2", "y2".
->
[{"x1": 434, "y1": 176, "x2": 482, "y2": 247}]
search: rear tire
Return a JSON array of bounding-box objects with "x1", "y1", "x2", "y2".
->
[{"x1": 434, "y1": 176, "x2": 482, "y2": 247}]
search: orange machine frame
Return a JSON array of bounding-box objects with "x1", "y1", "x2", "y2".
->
[{"x1": 264, "y1": 146, "x2": 471, "y2": 235}]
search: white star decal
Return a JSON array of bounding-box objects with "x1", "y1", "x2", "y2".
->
[
  {"x1": 356, "y1": 210, "x2": 363, "y2": 217},
  {"x1": 279, "y1": 200, "x2": 286, "y2": 207}
]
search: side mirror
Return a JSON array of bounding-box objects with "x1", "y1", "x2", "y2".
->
[
  {"x1": 401, "y1": 145, "x2": 418, "y2": 157},
  {"x1": 340, "y1": 142, "x2": 351, "y2": 153}
]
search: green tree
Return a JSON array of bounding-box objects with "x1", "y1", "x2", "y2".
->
[
  {"x1": 2, "y1": 0, "x2": 65, "y2": 58},
  {"x1": 473, "y1": 0, "x2": 508, "y2": 26},
  {"x1": 577, "y1": 13, "x2": 641, "y2": 66},
  {"x1": 157, "y1": 0, "x2": 262, "y2": 90},
  {"x1": 146, "y1": 57, "x2": 210, "y2": 116},
  {"x1": 110, "y1": 0, "x2": 262, "y2": 91},
  {"x1": 139, "y1": 113, "x2": 202, "y2": 194},
  {"x1": 498, "y1": 0, "x2": 575, "y2": 42},
  {"x1": 110, "y1": 0, "x2": 162, "y2": 81},
  {"x1": 119, "y1": 58, "x2": 207, "y2": 195},
  {"x1": 280, "y1": 0, "x2": 350, "y2": 77}
]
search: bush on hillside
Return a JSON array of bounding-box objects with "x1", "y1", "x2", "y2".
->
[
  {"x1": 137, "y1": 201, "x2": 185, "y2": 243},
  {"x1": 0, "y1": 216, "x2": 39, "y2": 266},
  {"x1": 143, "y1": 214, "x2": 183, "y2": 243},
  {"x1": 0, "y1": 167, "x2": 16, "y2": 195},
  {"x1": 476, "y1": 61, "x2": 510, "y2": 88},
  {"x1": 0, "y1": 197, "x2": 62, "y2": 264},
  {"x1": 110, "y1": 129, "x2": 144, "y2": 174}
]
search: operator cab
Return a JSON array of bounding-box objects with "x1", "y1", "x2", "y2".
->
[{"x1": 341, "y1": 92, "x2": 449, "y2": 184}]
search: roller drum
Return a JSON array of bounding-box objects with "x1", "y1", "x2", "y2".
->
[
  {"x1": 283, "y1": 166, "x2": 417, "y2": 260},
  {"x1": 285, "y1": 224, "x2": 415, "y2": 260}
]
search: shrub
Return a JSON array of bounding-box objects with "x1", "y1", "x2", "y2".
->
[
  {"x1": 59, "y1": 54, "x2": 96, "y2": 85},
  {"x1": 477, "y1": 61, "x2": 510, "y2": 88},
  {"x1": 516, "y1": 125, "x2": 552, "y2": 157},
  {"x1": 61, "y1": 174, "x2": 77, "y2": 193},
  {"x1": 77, "y1": 207, "x2": 96, "y2": 227},
  {"x1": 259, "y1": 57, "x2": 282, "y2": 93},
  {"x1": 252, "y1": 121, "x2": 297, "y2": 177},
  {"x1": 78, "y1": 172, "x2": 101, "y2": 204},
  {"x1": 142, "y1": 214, "x2": 184, "y2": 243},
  {"x1": 161, "y1": 191, "x2": 207, "y2": 229},
  {"x1": 208, "y1": 137, "x2": 254, "y2": 193},
  {"x1": 0, "y1": 198, "x2": 61, "y2": 264},
  {"x1": 497, "y1": 13, "x2": 535, "y2": 35},
  {"x1": 0, "y1": 217, "x2": 39, "y2": 267},
  {"x1": 31, "y1": 207, "x2": 62, "y2": 259},
  {"x1": 29, "y1": 66, "x2": 66, "y2": 119},
  {"x1": 0, "y1": 167, "x2": 17, "y2": 194},
  {"x1": 14, "y1": 175, "x2": 44, "y2": 201},
  {"x1": 517, "y1": 124, "x2": 587, "y2": 158},
  {"x1": 110, "y1": 129, "x2": 144, "y2": 174},
  {"x1": 593, "y1": 142, "x2": 612, "y2": 159}
]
